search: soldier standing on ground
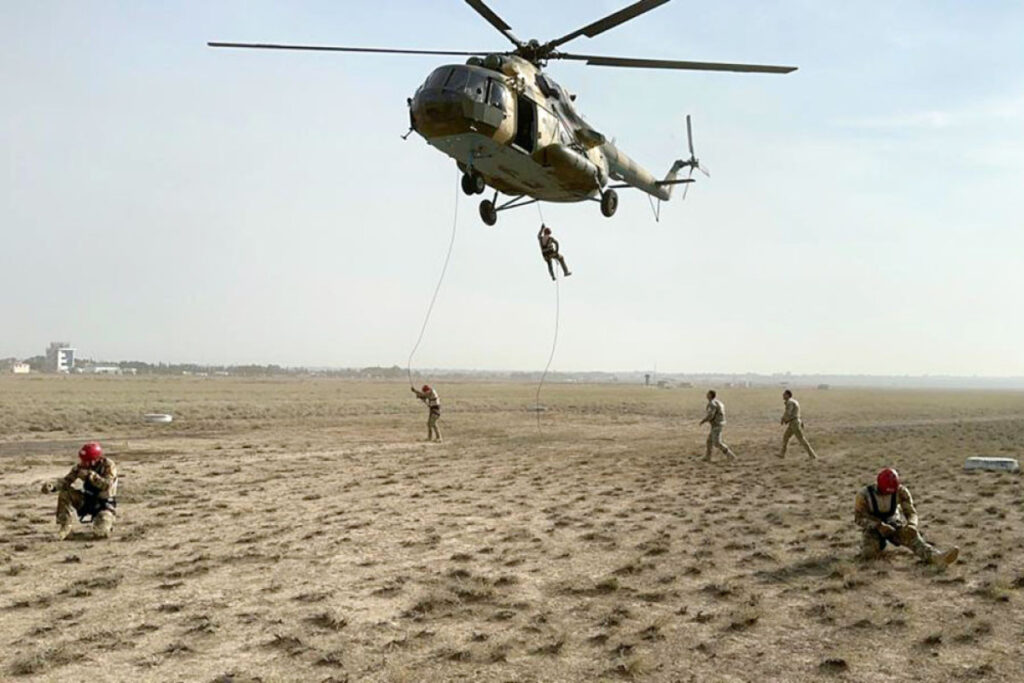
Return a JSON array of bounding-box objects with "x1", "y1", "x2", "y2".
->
[
  {"x1": 698, "y1": 390, "x2": 736, "y2": 462},
  {"x1": 779, "y1": 389, "x2": 818, "y2": 459},
  {"x1": 411, "y1": 384, "x2": 443, "y2": 442},
  {"x1": 854, "y1": 467, "x2": 958, "y2": 567},
  {"x1": 538, "y1": 225, "x2": 571, "y2": 281},
  {"x1": 45, "y1": 442, "x2": 118, "y2": 540}
]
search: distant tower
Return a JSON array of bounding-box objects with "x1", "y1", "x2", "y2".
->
[
  {"x1": 644, "y1": 373, "x2": 651, "y2": 386},
  {"x1": 45, "y1": 342, "x2": 76, "y2": 373}
]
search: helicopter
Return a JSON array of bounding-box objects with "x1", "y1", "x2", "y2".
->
[{"x1": 210, "y1": 0, "x2": 796, "y2": 226}]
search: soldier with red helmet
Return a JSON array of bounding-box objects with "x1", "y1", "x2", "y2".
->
[
  {"x1": 47, "y1": 442, "x2": 119, "y2": 540},
  {"x1": 410, "y1": 384, "x2": 442, "y2": 442},
  {"x1": 854, "y1": 467, "x2": 957, "y2": 567}
]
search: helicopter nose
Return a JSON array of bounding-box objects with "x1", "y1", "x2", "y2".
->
[
  {"x1": 410, "y1": 65, "x2": 505, "y2": 140},
  {"x1": 411, "y1": 89, "x2": 475, "y2": 139}
]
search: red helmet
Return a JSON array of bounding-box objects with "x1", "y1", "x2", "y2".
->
[
  {"x1": 876, "y1": 467, "x2": 900, "y2": 494},
  {"x1": 79, "y1": 442, "x2": 103, "y2": 464},
  {"x1": 422, "y1": 385, "x2": 431, "y2": 393}
]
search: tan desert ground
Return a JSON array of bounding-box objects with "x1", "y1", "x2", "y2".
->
[{"x1": 1, "y1": 375, "x2": 1022, "y2": 682}]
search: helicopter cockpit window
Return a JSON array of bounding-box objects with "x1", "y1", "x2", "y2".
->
[
  {"x1": 443, "y1": 68, "x2": 470, "y2": 93},
  {"x1": 487, "y1": 80, "x2": 509, "y2": 110},
  {"x1": 425, "y1": 67, "x2": 452, "y2": 91}
]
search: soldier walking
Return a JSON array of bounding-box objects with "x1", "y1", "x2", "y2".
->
[
  {"x1": 855, "y1": 467, "x2": 958, "y2": 567},
  {"x1": 46, "y1": 442, "x2": 118, "y2": 540},
  {"x1": 698, "y1": 390, "x2": 736, "y2": 461},
  {"x1": 411, "y1": 384, "x2": 443, "y2": 442},
  {"x1": 779, "y1": 389, "x2": 818, "y2": 459},
  {"x1": 538, "y1": 224, "x2": 571, "y2": 281}
]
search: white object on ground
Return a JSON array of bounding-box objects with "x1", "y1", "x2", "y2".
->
[
  {"x1": 143, "y1": 413, "x2": 173, "y2": 424},
  {"x1": 963, "y1": 457, "x2": 1019, "y2": 473}
]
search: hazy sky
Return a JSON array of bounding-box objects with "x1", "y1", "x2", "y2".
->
[{"x1": 3, "y1": 1, "x2": 1023, "y2": 375}]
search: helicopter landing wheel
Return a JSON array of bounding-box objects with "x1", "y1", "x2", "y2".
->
[
  {"x1": 479, "y1": 199, "x2": 497, "y2": 226},
  {"x1": 600, "y1": 189, "x2": 619, "y2": 218},
  {"x1": 462, "y1": 172, "x2": 485, "y2": 196}
]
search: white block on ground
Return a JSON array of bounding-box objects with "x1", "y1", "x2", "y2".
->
[
  {"x1": 963, "y1": 457, "x2": 1019, "y2": 473},
  {"x1": 143, "y1": 413, "x2": 174, "y2": 424}
]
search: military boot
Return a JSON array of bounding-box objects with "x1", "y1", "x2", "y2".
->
[
  {"x1": 57, "y1": 522, "x2": 72, "y2": 541},
  {"x1": 932, "y1": 546, "x2": 959, "y2": 568}
]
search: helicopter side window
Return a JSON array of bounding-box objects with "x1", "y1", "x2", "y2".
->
[
  {"x1": 464, "y1": 70, "x2": 488, "y2": 102},
  {"x1": 487, "y1": 80, "x2": 509, "y2": 110}
]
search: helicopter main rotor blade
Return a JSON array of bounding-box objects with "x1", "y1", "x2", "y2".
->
[
  {"x1": 686, "y1": 114, "x2": 694, "y2": 158},
  {"x1": 547, "y1": 0, "x2": 672, "y2": 51},
  {"x1": 557, "y1": 53, "x2": 797, "y2": 73},
  {"x1": 207, "y1": 42, "x2": 491, "y2": 57},
  {"x1": 464, "y1": 0, "x2": 523, "y2": 48}
]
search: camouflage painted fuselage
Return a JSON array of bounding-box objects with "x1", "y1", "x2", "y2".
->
[{"x1": 409, "y1": 55, "x2": 676, "y2": 202}]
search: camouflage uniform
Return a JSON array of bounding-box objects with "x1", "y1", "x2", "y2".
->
[
  {"x1": 538, "y1": 226, "x2": 570, "y2": 280},
  {"x1": 56, "y1": 457, "x2": 118, "y2": 539},
  {"x1": 780, "y1": 397, "x2": 818, "y2": 459},
  {"x1": 854, "y1": 484, "x2": 957, "y2": 566},
  {"x1": 701, "y1": 398, "x2": 736, "y2": 461},
  {"x1": 412, "y1": 388, "x2": 442, "y2": 442}
]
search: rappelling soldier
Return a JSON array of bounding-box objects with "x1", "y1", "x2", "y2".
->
[
  {"x1": 779, "y1": 389, "x2": 818, "y2": 459},
  {"x1": 538, "y1": 224, "x2": 571, "y2": 281},
  {"x1": 43, "y1": 442, "x2": 118, "y2": 540},
  {"x1": 698, "y1": 389, "x2": 736, "y2": 462},
  {"x1": 855, "y1": 467, "x2": 958, "y2": 567},
  {"x1": 411, "y1": 384, "x2": 442, "y2": 442}
]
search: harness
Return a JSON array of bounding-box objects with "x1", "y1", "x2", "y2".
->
[
  {"x1": 865, "y1": 486, "x2": 897, "y2": 521},
  {"x1": 79, "y1": 467, "x2": 118, "y2": 521}
]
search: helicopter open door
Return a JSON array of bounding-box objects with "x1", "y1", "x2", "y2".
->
[{"x1": 513, "y1": 94, "x2": 536, "y2": 153}]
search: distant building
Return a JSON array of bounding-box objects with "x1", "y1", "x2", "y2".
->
[
  {"x1": 12, "y1": 363, "x2": 30, "y2": 374},
  {"x1": 45, "y1": 342, "x2": 76, "y2": 373}
]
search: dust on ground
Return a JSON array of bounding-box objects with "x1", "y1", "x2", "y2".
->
[{"x1": 2, "y1": 376, "x2": 1023, "y2": 681}]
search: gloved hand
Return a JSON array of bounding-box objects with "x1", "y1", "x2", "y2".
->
[
  {"x1": 40, "y1": 480, "x2": 57, "y2": 494},
  {"x1": 878, "y1": 523, "x2": 896, "y2": 538}
]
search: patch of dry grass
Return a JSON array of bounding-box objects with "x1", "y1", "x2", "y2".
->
[{"x1": 1, "y1": 376, "x2": 1022, "y2": 680}]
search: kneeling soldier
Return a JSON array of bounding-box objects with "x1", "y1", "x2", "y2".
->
[
  {"x1": 854, "y1": 467, "x2": 957, "y2": 567},
  {"x1": 46, "y1": 442, "x2": 119, "y2": 540}
]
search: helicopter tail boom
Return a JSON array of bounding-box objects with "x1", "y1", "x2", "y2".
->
[{"x1": 602, "y1": 143, "x2": 690, "y2": 201}]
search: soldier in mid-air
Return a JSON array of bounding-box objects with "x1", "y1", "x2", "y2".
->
[
  {"x1": 411, "y1": 384, "x2": 442, "y2": 442},
  {"x1": 538, "y1": 224, "x2": 571, "y2": 281},
  {"x1": 43, "y1": 442, "x2": 118, "y2": 540},
  {"x1": 855, "y1": 467, "x2": 958, "y2": 567},
  {"x1": 779, "y1": 389, "x2": 818, "y2": 459},
  {"x1": 698, "y1": 390, "x2": 736, "y2": 462}
]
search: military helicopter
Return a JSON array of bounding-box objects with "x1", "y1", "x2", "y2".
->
[{"x1": 210, "y1": 0, "x2": 796, "y2": 226}]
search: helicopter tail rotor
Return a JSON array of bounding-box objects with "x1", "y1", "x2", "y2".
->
[{"x1": 681, "y1": 114, "x2": 709, "y2": 200}]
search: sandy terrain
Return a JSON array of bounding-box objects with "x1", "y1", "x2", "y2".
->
[{"x1": 1, "y1": 375, "x2": 1022, "y2": 682}]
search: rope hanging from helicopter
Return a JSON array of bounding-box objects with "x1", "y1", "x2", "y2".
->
[
  {"x1": 406, "y1": 170, "x2": 460, "y2": 389},
  {"x1": 534, "y1": 201, "x2": 561, "y2": 432}
]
